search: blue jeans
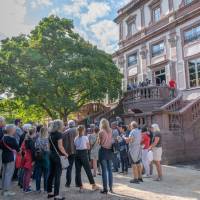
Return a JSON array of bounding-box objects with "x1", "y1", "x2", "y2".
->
[
  {"x1": 112, "y1": 152, "x2": 120, "y2": 171},
  {"x1": 35, "y1": 163, "x2": 49, "y2": 191},
  {"x1": 100, "y1": 160, "x2": 113, "y2": 191}
]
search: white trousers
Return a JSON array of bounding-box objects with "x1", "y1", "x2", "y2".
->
[{"x1": 142, "y1": 149, "x2": 150, "y2": 176}]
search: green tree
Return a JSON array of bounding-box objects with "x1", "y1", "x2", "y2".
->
[
  {"x1": 0, "y1": 16, "x2": 122, "y2": 121},
  {"x1": 0, "y1": 98, "x2": 47, "y2": 123}
]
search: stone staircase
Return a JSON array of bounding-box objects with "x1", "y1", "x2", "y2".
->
[{"x1": 93, "y1": 86, "x2": 200, "y2": 164}]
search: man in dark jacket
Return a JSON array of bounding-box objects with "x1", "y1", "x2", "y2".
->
[{"x1": 63, "y1": 120, "x2": 77, "y2": 187}]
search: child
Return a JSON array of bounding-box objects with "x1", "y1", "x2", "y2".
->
[{"x1": 22, "y1": 127, "x2": 36, "y2": 193}]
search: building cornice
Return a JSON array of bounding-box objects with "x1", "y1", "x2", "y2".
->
[
  {"x1": 113, "y1": 0, "x2": 200, "y2": 57},
  {"x1": 114, "y1": 0, "x2": 150, "y2": 24}
]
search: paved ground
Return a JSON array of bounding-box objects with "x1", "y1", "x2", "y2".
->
[{"x1": 2, "y1": 165, "x2": 200, "y2": 200}]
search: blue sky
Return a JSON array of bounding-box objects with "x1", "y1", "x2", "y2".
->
[{"x1": 0, "y1": 0, "x2": 130, "y2": 53}]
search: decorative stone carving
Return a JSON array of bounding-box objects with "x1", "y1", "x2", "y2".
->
[
  {"x1": 168, "y1": 31, "x2": 179, "y2": 48},
  {"x1": 140, "y1": 45, "x2": 148, "y2": 59}
]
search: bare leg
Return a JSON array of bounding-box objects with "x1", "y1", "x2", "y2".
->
[
  {"x1": 92, "y1": 159, "x2": 97, "y2": 176},
  {"x1": 155, "y1": 161, "x2": 162, "y2": 178},
  {"x1": 132, "y1": 165, "x2": 138, "y2": 179},
  {"x1": 137, "y1": 164, "x2": 142, "y2": 179}
]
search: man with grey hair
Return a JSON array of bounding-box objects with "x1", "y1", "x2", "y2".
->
[
  {"x1": 111, "y1": 121, "x2": 120, "y2": 172},
  {"x1": 125, "y1": 121, "x2": 142, "y2": 184},
  {"x1": 63, "y1": 120, "x2": 77, "y2": 187},
  {"x1": 0, "y1": 116, "x2": 6, "y2": 180},
  {"x1": 1, "y1": 124, "x2": 20, "y2": 196}
]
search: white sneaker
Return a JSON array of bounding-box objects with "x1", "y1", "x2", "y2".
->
[{"x1": 3, "y1": 191, "x2": 16, "y2": 196}]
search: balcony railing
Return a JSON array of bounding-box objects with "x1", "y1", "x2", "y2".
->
[{"x1": 124, "y1": 86, "x2": 170, "y2": 102}]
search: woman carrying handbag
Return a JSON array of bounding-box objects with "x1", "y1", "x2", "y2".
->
[{"x1": 47, "y1": 120, "x2": 68, "y2": 200}]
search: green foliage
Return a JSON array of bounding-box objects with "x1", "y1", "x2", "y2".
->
[
  {"x1": 0, "y1": 98, "x2": 47, "y2": 123},
  {"x1": 0, "y1": 15, "x2": 122, "y2": 120}
]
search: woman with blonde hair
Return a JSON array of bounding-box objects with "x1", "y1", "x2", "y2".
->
[
  {"x1": 35, "y1": 126, "x2": 50, "y2": 192},
  {"x1": 47, "y1": 120, "x2": 68, "y2": 200},
  {"x1": 149, "y1": 124, "x2": 163, "y2": 181},
  {"x1": 98, "y1": 118, "x2": 113, "y2": 194},
  {"x1": 74, "y1": 125, "x2": 99, "y2": 192}
]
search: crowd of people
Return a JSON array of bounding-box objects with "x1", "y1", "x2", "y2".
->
[{"x1": 0, "y1": 116, "x2": 163, "y2": 199}]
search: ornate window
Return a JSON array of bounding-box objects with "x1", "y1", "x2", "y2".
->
[
  {"x1": 188, "y1": 58, "x2": 200, "y2": 88},
  {"x1": 151, "y1": 41, "x2": 165, "y2": 57},
  {"x1": 153, "y1": 6, "x2": 161, "y2": 22},
  {"x1": 128, "y1": 53, "x2": 137, "y2": 67},
  {"x1": 119, "y1": 22, "x2": 123, "y2": 40},
  {"x1": 149, "y1": 0, "x2": 162, "y2": 24},
  {"x1": 184, "y1": 25, "x2": 200, "y2": 44},
  {"x1": 184, "y1": 0, "x2": 193, "y2": 5},
  {"x1": 126, "y1": 15, "x2": 136, "y2": 37}
]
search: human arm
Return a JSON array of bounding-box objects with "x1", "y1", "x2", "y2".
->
[
  {"x1": 58, "y1": 139, "x2": 68, "y2": 157},
  {"x1": 149, "y1": 137, "x2": 160, "y2": 149}
]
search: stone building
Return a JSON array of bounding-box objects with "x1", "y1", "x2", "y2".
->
[{"x1": 113, "y1": 0, "x2": 200, "y2": 98}]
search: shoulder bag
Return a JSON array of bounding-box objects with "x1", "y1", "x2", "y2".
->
[{"x1": 49, "y1": 136, "x2": 69, "y2": 169}]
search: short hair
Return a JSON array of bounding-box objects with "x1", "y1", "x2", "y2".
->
[
  {"x1": 22, "y1": 124, "x2": 32, "y2": 131},
  {"x1": 151, "y1": 124, "x2": 160, "y2": 132},
  {"x1": 5, "y1": 124, "x2": 16, "y2": 132},
  {"x1": 77, "y1": 125, "x2": 85, "y2": 136},
  {"x1": 51, "y1": 119, "x2": 64, "y2": 132},
  {"x1": 14, "y1": 119, "x2": 21, "y2": 125},
  {"x1": 121, "y1": 125, "x2": 127, "y2": 132},
  {"x1": 111, "y1": 121, "x2": 118, "y2": 127},
  {"x1": 0, "y1": 116, "x2": 5, "y2": 122},
  {"x1": 130, "y1": 121, "x2": 138, "y2": 129},
  {"x1": 90, "y1": 124, "x2": 95, "y2": 130},
  {"x1": 141, "y1": 126, "x2": 148, "y2": 133},
  {"x1": 68, "y1": 120, "x2": 75, "y2": 128}
]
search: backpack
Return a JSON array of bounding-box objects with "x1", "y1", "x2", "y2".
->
[
  {"x1": 34, "y1": 148, "x2": 44, "y2": 161},
  {"x1": 34, "y1": 138, "x2": 44, "y2": 161}
]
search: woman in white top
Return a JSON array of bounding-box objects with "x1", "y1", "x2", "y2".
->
[{"x1": 74, "y1": 125, "x2": 99, "y2": 192}]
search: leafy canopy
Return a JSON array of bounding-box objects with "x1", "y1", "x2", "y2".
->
[{"x1": 0, "y1": 16, "x2": 122, "y2": 120}]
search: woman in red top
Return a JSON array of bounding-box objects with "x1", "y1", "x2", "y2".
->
[
  {"x1": 141, "y1": 127, "x2": 151, "y2": 177},
  {"x1": 21, "y1": 127, "x2": 36, "y2": 193}
]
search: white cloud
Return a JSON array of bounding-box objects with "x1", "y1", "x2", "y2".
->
[
  {"x1": 63, "y1": 0, "x2": 88, "y2": 18},
  {"x1": 31, "y1": 0, "x2": 53, "y2": 9},
  {"x1": 0, "y1": 0, "x2": 33, "y2": 38},
  {"x1": 90, "y1": 20, "x2": 118, "y2": 53},
  {"x1": 80, "y1": 2, "x2": 110, "y2": 27},
  {"x1": 49, "y1": 7, "x2": 61, "y2": 16}
]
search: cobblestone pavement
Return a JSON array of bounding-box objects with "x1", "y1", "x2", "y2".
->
[{"x1": 2, "y1": 165, "x2": 200, "y2": 200}]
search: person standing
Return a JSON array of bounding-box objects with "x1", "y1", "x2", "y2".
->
[
  {"x1": 14, "y1": 119, "x2": 23, "y2": 145},
  {"x1": 149, "y1": 124, "x2": 163, "y2": 181},
  {"x1": 141, "y1": 127, "x2": 151, "y2": 177},
  {"x1": 34, "y1": 126, "x2": 50, "y2": 192},
  {"x1": 118, "y1": 125, "x2": 129, "y2": 175},
  {"x1": 88, "y1": 124, "x2": 100, "y2": 177},
  {"x1": 111, "y1": 121, "x2": 120, "y2": 172},
  {"x1": 21, "y1": 127, "x2": 36, "y2": 193},
  {"x1": 169, "y1": 79, "x2": 176, "y2": 98},
  {"x1": 125, "y1": 121, "x2": 142, "y2": 184},
  {"x1": 74, "y1": 125, "x2": 99, "y2": 192},
  {"x1": 47, "y1": 120, "x2": 68, "y2": 200},
  {"x1": 63, "y1": 120, "x2": 77, "y2": 188},
  {"x1": 1, "y1": 124, "x2": 20, "y2": 197},
  {"x1": 0, "y1": 117, "x2": 6, "y2": 180},
  {"x1": 99, "y1": 119, "x2": 113, "y2": 194}
]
